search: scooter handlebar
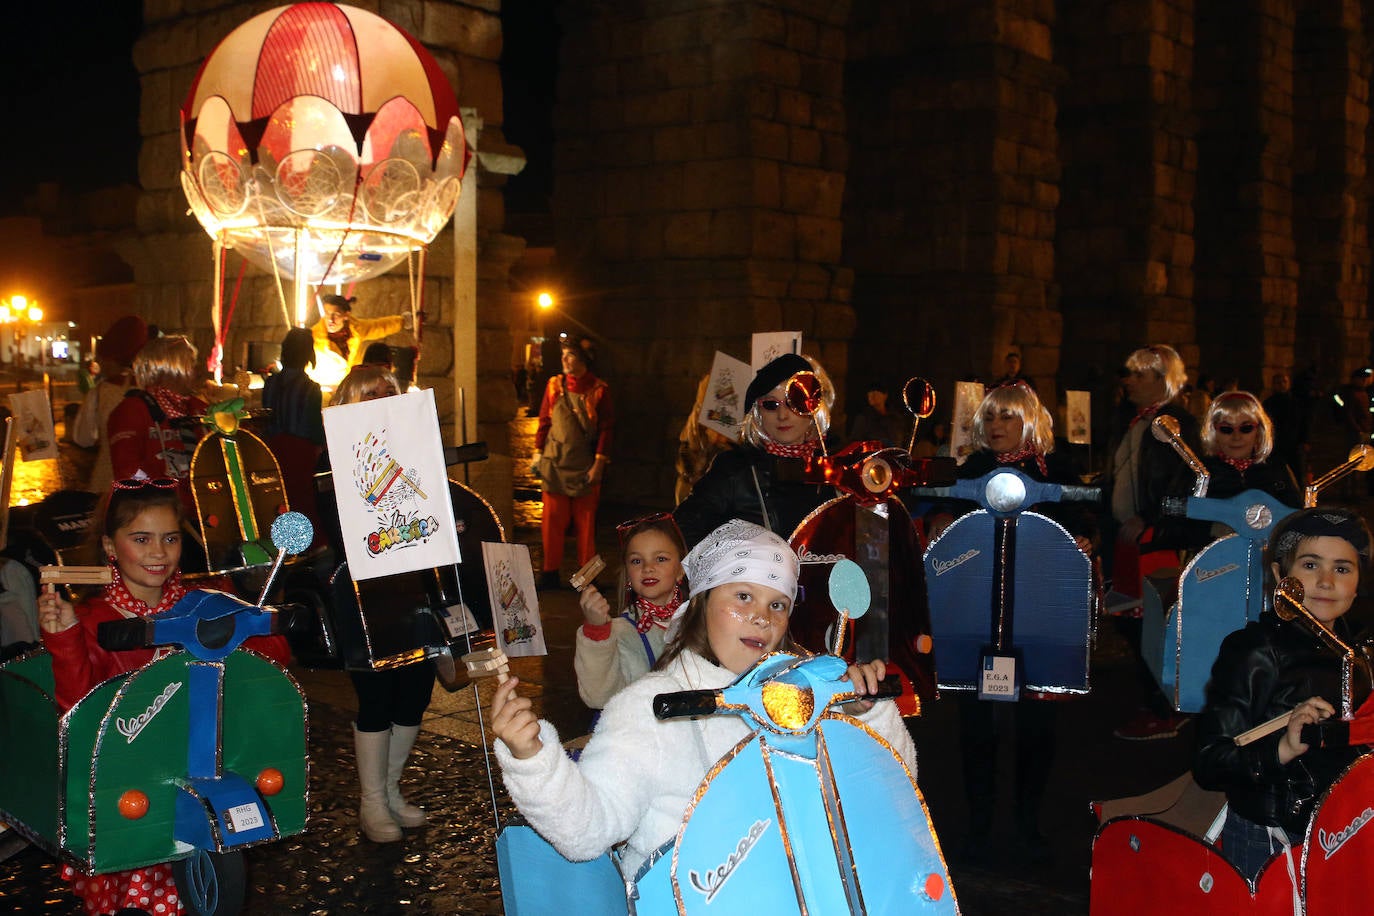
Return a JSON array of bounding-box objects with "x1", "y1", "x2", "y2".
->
[{"x1": 652, "y1": 675, "x2": 904, "y2": 721}]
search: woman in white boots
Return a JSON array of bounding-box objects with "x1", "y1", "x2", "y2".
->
[{"x1": 331, "y1": 366, "x2": 433, "y2": 842}]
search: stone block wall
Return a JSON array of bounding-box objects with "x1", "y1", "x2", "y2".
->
[
  {"x1": 553, "y1": 0, "x2": 855, "y2": 504},
  {"x1": 1293, "y1": 0, "x2": 1373, "y2": 382},
  {"x1": 1057, "y1": 0, "x2": 1198, "y2": 420},
  {"x1": 844, "y1": 0, "x2": 1060, "y2": 415}
]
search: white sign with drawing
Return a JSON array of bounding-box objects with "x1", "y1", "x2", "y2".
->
[
  {"x1": 1065, "y1": 390, "x2": 1092, "y2": 446},
  {"x1": 751, "y1": 331, "x2": 802, "y2": 371},
  {"x1": 483, "y1": 542, "x2": 547, "y2": 658},
  {"x1": 322, "y1": 388, "x2": 460, "y2": 580},
  {"x1": 8, "y1": 389, "x2": 57, "y2": 461},
  {"x1": 699, "y1": 351, "x2": 751, "y2": 442},
  {"x1": 949, "y1": 381, "x2": 987, "y2": 465}
]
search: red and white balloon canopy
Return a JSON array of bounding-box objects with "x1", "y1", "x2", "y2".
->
[{"x1": 180, "y1": 2, "x2": 468, "y2": 331}]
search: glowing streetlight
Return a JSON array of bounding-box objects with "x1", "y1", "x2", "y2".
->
[{"x1": 536, "y1": 291, "x2": 555, "y2": 310}]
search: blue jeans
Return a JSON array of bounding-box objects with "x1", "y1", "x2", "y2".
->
[{"x1": 1221, "y1": 809, "x2": 1285, "y2": 881}]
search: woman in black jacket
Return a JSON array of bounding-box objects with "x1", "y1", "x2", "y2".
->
[
  {"x1": 1157, "y1": 390, "x2": 1302, "y2": 555},
  {"x1": 940, "y1": 382, "x2": 1092, "y2": 862},
  {"x1": 1194, "y1": 507, "x2": 1373, "y2": 879},
  {"x1": 674, "y1": 353, "x2": 837, "y2": 548}
]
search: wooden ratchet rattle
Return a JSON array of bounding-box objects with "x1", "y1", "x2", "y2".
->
[
  {"x1": 39, "y1": 566, "x2": 113, "y2": 586},
  {"x1": 461, "y1": 647, "x2": 510, "y2": 682},
  {"x1": 569, "y1": 555, "x2": 606, "y2": 592}
]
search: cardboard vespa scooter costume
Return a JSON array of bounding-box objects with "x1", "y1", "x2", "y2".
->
[
  {"x1": 0, "y1": 514, "x2": 315, "y2": 916},
  {"x1": 919, "y1": 468, "x2": 1099, "y2": 698},
  {"x1": 1140, "y1": 414, "x2": 1374, "y2": 712},
  {"x1": 1091, "y1": 577, "x2": 1374, "y2": 915},
  {"x1": 190, "y1": 398, "x2": 290, "y2": 572},
  {"x1": 495, "y1": 560, "x2": 957, "y2": 915},
  {"x1": 787, "y1": 376, "x2": 957, "y2": 712}
]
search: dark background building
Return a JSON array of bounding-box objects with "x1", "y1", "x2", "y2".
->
[{"x1": 7, "y1": 0, "x2": 1373, "y2": 510}]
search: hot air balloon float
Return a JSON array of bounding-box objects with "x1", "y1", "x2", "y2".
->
[{"x1": 179, "y1": 1, "x2": 469, "y2": 388}]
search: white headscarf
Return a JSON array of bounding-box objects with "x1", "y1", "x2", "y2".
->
[{"x1": 683, "y1": 519, "x2": 800, "y2": 603}]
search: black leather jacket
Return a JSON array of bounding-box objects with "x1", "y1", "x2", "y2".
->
[
  {"x1": 1155, "y1": 456, "x2": 1302, "y2": 553},
  {"x1": 1108, "y1": 401, "x2": 1201, "y2": 530},
  {"x1": 1194, "y1": 612, "x2": 1371, "y2": 836},
  {"x1": 673, "y1": 446, "x2": 834, "y2": 548}
]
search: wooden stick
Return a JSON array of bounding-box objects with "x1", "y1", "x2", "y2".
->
[
  {"x1": 1234, "y1": 711, "x2": 1292, "y2": 746},
  {"x1": 39, "y1": 566, "x2": 113, "y2": 586},
  {"x1": 569, "y1": 555, "x2": 606, "y2": 592}
]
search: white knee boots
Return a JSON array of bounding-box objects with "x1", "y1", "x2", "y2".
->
[
  {"x1": 386, "y1": 723, "x2": 428, "y2": 828},
  {"x1": 355, "y1": 727, "x2": 402, "y2": 842},
  {"x1": 354, "y1": 725, "x2": 427, "y2": 842}
]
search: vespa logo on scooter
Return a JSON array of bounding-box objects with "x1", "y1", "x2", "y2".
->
[
  {"x1": 932, "y1": 548, "x2": 980, "y2": 576},
  {"x1": 116, "y1": 680, "x2": 183, "y2": 745},
  {"x1": 688, "y1": 818, "x2": 772, "y2": 903},
  {"x1": 1319, "y1": 806, "x2": 1374, "y2": 860}
]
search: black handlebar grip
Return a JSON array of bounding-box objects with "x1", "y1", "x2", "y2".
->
[
  {"x1": 1301, "y1": 721, "x2": 1351, "y2": 749},
  {"x1": 1058, "y1": 485, "x2": 1102, "y2": 503},
  {"x1": 871, "y1": 674, "x2": 904, "y2": 701},
  {"x1": 96, "y1": 618, "x2": 154, "y2": 652},
  {"x1": 1161, "y1": 496, "x2": 1189, "y2": 517},
  {"x1": 653, "y1": 690, "x2": 720, "y2": 720}
]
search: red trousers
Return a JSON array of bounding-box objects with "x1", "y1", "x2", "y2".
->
[{"x1": 541, "y1": 486, "x2": 600, "y2": 572}]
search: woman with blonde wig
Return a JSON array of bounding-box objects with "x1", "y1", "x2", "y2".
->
[{"x1": 674, "y1": 353, "x2": 838, "y2": 548}]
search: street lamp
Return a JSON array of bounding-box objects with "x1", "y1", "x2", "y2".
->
[{"x1": 1, "y1": 295, "x2": 43, "y2": 371}]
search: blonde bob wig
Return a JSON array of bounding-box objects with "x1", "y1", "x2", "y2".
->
[
  {"x1": 1202, "y1": 390, "x2": 1273, "y2": 462},
  {"x1": 739, "y1": 355, "x2": 836, "y2": 447},
  {"x1": 1124, "y1": 344, "x2": 1187, "y2": 403},
  {"x1": 971, "y1": 382, "x2": 1056, "y2": 455}
]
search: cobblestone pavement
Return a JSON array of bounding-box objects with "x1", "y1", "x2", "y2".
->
[{"x1": 0, "y1": 494, "x2": 1288, "y2": 915}]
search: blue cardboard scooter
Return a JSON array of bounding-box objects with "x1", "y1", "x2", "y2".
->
[
  {"x1": 494, "y1": 560, "x2": 956, "y2": 914},
  {"x1": 921, "y1": 468, "x2": 1099, "y2": 698},
  {"x1": 1140, "y1": 415, "x2": 1374, "y2": 712}
]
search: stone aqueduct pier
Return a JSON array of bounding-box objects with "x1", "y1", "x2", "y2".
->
[{"x1": 128, "y1": 0, "x2": 1374, "y2": 512}]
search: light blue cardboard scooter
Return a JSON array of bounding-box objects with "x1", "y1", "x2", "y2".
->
[
  {"x1": 495, "y1": 560, "x2": 957, "y2": 914},
  {"x1": 1140, "y1": 415, "x2": 1374, "y2": 712},
  {"x1": 920, "y1": 468, "x2": 1099, "y2": 698}
]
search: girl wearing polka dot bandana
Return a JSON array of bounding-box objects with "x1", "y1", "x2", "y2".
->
[
  {"x1": 490, "y1": 519, "x2": 916, "y2": 877},
  {"x1": 37, "y1": 477, "x2": 290, "y2": 915}
]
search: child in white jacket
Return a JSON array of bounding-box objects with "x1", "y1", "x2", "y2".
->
[
  {"x1": 574, "y1": 513, "x2": 687, "y2": 709},
  {"x1": 491, "y1": 519, "x2": 918, "y2": 877}
]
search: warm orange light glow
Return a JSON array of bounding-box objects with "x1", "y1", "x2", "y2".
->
[
  {"x1": 536, "y1": 291, "x2": 554, "y2": 310},
  {"x1": 26, "y1": 305, "x2": 41, "y2": 322}
]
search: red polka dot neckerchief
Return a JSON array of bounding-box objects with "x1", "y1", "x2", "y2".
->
[
  {"x1": 631, "y1": 581, "x2": 684, "y2": 634},
  {"x1": 997, "y1": 444, "x2": 1048, "y2": 478},
  {"x1": 102, "y1": 564, "x2": 187, "y2": 622},
  {"x1": 1217, "y1": 454, "x2": 1255, "y2": 473},
  {"x1": 762, "y1": 438, "x2": 818, "y2": 459}
]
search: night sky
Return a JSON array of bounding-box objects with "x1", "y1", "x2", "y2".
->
[{"x1": 0, "y1": 1, "x2": 557, "y2": 216}]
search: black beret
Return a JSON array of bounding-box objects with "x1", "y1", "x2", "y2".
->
[{"x1": 745, "y1": 353, "x2": 812, "y2": 413}]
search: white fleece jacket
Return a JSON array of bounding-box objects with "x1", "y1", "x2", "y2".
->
[
  {"x1": 573, "y1": 616, "x2": 669, "y2": 709},
  {"x1": 495, "y1": 650, "x2": 919, "y2": 877}
]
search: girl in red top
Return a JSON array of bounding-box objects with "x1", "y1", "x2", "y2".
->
[
  {"x1": 37, "y1": 475, "x2": 290, "y2": 915},
  {"x1": 107, "y1": 336, "x2": 208, "y2": 518}
]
